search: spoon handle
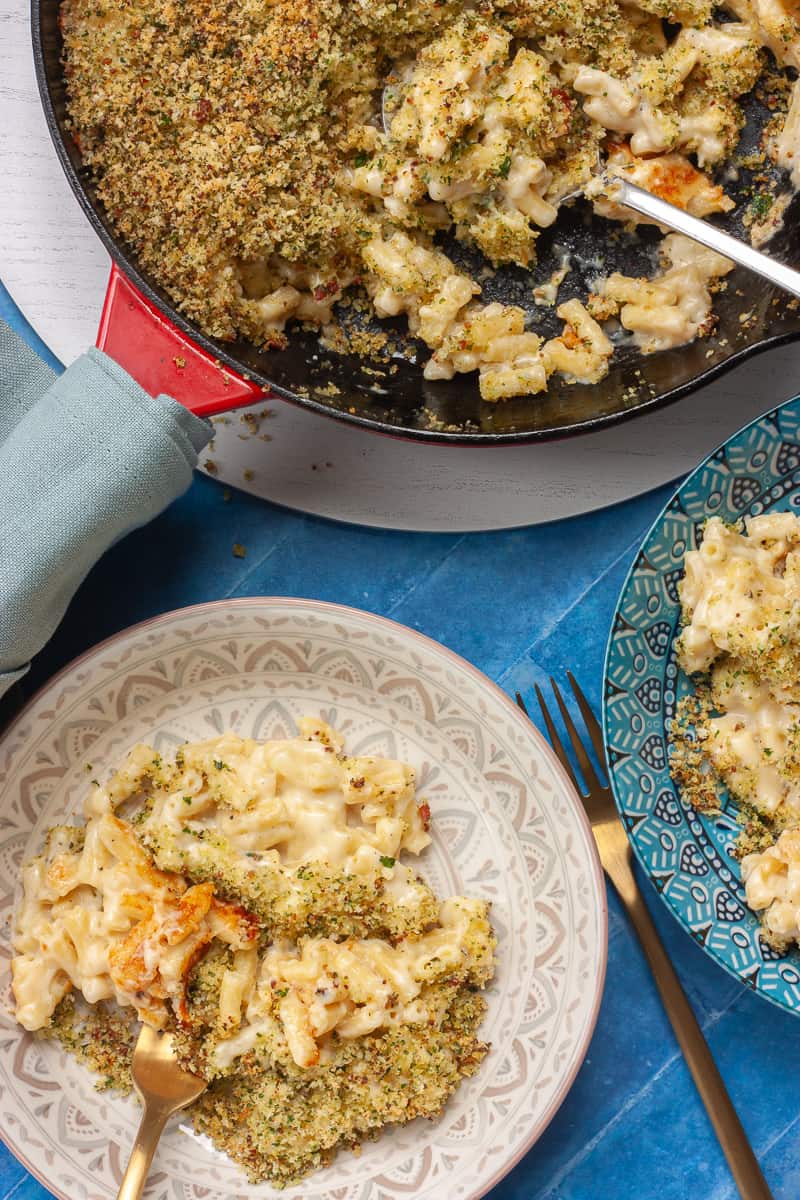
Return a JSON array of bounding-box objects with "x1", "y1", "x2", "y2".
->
[
  {"x1": 117, "y1": 1103, "x2": 171, "y2": 1200},
  {"x1": 614, "y1": 177, "x2": 800, "y2": 300}
]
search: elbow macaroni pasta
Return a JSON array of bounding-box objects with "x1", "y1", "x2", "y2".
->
[
  {"x1": 595, "y1": 234, "x2": 734, "y2": 353},
  {"x1": 12, "y1": 812, "x2": 258, "y2": 1031}
]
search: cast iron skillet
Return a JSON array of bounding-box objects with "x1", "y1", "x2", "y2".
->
[{"x1": 32, "y1": 0, "x2": 800, "y2": 443}]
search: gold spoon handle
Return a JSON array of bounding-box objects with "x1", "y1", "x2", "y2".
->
[
  {"x1": 117, "y1": 1104, "x2": 171, "y2": 1200},
  {"x1": 609, "y1": 848, "x2": 772, "y2": 1200}
]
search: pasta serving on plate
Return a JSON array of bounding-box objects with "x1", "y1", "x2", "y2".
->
[
  {"x1": 12, "y1": 719, "x2": 495, "y2": 1186},
  {"x1": 60, "y1": 0, "x2": 800, "y2": 402},
  {"x1": 670, "y1": 514, "x2": 800, "y2": 950}
]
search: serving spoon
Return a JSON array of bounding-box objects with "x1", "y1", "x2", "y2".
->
[
  {"x1": 597, "y1": 173, "x2": 800, "y2": 299},
  {"x1": 117, "y1": 1025, "x2": 207, "y2": 1200}
]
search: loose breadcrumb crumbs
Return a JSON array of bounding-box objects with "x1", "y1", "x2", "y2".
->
[
  {"x1": 44, "y1": 996, "x2": 136, "y2": 1094},
  {"x1": 190, "y1": 988, "x2": 489, "y2": 1186},
  {"x1": 669, "y1": 691, "x2": 725, "y2": 816}
]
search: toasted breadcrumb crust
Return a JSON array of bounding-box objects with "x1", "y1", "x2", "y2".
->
[
  {"x1": 45, "y1": 996, "x2": 137, "y2": 1093},
  {"x1": 45, "y1": 981, "x2": 489, "y2": 1186},
  {"x1": 60, "y1": 0, "x2": 444, "y2": 341},
  {"x1": 669, "y1": 690, "x2": 724, "y2": 815},
  {"x1": 192, "y1": 990, "x2": 489, "y2": 1185}
]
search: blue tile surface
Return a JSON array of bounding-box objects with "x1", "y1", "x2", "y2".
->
[{"x1": 1, "y1": 278, "x2": 795, "y2": 1200}]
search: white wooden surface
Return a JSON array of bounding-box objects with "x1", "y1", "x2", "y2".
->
[{"x1": 3, "y1": 0, "x2": 800, "y2": 531}]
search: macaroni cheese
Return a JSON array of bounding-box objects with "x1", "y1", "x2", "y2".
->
[{"x1": 13, "y1": 721, "x2": 495, "y2": 1185}]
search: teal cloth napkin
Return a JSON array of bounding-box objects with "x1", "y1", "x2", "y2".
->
[{"x1": 0, "y1": 320, "x2": 212, "y2": 699}]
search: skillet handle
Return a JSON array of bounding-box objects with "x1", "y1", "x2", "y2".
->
[{"x1": 96, "y1": 263, "x2": 268, "y2": 416}]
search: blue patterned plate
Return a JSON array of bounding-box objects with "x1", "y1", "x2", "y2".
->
[{"x1": 604, "y1": 395, "x2": 800, "y2": 1014}]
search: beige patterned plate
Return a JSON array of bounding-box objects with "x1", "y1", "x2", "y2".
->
[{"x1": 0, "y1": 599, "x2": 606, "y2": 1200}]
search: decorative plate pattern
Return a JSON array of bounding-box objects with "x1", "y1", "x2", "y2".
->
[
  {"x1": 604, "y1": 395, "x2": 800, "y2": 1013},
  {"x1": 0, "y1": 599, "x2": 606, "y2": 1200}
]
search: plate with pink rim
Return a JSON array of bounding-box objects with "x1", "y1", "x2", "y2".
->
[{"x1": 0, "y1": 598, "x2": 607, "y2": 1200}]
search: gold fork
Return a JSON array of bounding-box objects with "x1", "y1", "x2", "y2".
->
[
  {"x1": 118, "y1": 1025, "x2": 207, "y2": 1200},
  {"x1": 518, "y1": 673, "x2": 772, "y2": 1200}
]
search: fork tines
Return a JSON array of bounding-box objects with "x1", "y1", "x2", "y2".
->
[{"x1": 516, "y1": 675, "x2": 609, "y2": 799}]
